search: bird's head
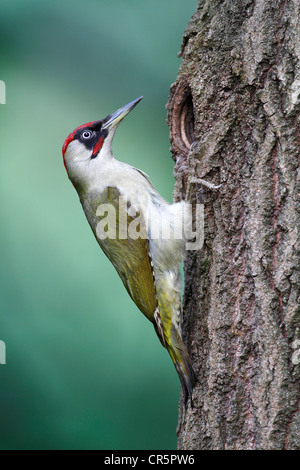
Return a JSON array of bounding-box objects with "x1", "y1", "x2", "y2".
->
[{"x1": 62, "y1": 96, "x2": 143, "y2": 187}]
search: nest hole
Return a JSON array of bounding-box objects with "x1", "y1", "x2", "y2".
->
[
  {"x1": 170, "y1": 84, "x2": 195, "y2": 155},
  {"x1": 179, "y1": 92, "x2": 195, "y2": 149}
]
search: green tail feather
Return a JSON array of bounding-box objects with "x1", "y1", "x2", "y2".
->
[{"x1": 166, "y1": 325, "x2": 196, "y2": 406}]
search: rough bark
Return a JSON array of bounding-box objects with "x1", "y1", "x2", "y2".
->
[{"x1": 167, "y1": 0, "x2": 300, "y2": 450}]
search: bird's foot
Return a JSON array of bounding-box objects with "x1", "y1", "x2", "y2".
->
[{"x1": 185, "y1": 142, "x2": 223, "y2": 201}]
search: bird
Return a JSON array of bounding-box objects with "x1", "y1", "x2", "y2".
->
[{"x1": 62, "y1": 96, "x2": 196, "y2": 404}]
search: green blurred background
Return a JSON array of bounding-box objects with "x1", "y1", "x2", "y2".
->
[{"x1": 0, "y1": 0, "x2": 196, "y2": 450}]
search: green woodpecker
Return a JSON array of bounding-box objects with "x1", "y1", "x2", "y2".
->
[{"x1": 62, "y1": 97, "x2": 196, "y2": 404}]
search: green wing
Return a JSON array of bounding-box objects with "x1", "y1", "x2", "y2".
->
[
  {"x1": 86, "y1": 186, "x2": 157, "y2": 322},
  {"x1": 82, "y1": 186, "x2": 196, "y2": 400}
]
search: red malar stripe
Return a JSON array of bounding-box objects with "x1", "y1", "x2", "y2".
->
[{"x1": 92, "y1": 136, "x2": 104, "y2": 158}]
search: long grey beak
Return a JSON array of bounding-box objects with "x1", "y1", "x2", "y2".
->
[{"x1": 102, "y1": 96, "x2": 143, "y2": 130}]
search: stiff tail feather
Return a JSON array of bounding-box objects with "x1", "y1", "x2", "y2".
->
[{"x1": 166, "y1": 325, "x2": 196, "y2": 406}]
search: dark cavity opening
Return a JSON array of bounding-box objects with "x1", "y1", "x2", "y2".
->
[{"x1": 179, "y1": 92, "x2": 195, "y2": 149}]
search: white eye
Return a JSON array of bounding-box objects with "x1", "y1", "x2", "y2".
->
[{"x1": 82, "y1": 130, "x2": 93, "y2": 139}]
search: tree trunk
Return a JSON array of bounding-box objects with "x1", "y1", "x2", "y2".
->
[{"x1": 167, "y1": 0, "x2": 300, "y2": 450}]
